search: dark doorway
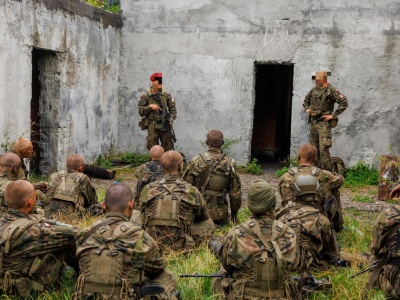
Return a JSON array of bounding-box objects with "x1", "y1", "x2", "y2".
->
[
  {"x1": 31, "y1": 48, "x2": 60, "y2": 175},
  {"x1": 251, "y1": 63, "x2": 294, "y2": 162}
]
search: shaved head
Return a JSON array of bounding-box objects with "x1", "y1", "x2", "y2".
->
[
  {"x1": 149, "y1": 145, "x2": 164, "y2": 161},
  {"x1": 66, "y1": 154, "x2": 85, "y2": 171},
  {"x1": 0, "y1": 152, "x2": 21, "y2": 173},
  {"x1": 297, "y1": 144, "x2": 317, "y2": 164},
  {"x1": 104, "y1": 184, "x2": 133, "y2": 212},
  {"x1": 5, "y1": 180, "x2": 35, "y2": 210},
  {"x1": 14, "y1": 138, "x2": 33, "y2": 158},
  {"x1": 160, "y1": 151, "x2": 183, "y2": 173},
  {"x1": 207, "y1": 130, "x2": 224, "y2": 148}
]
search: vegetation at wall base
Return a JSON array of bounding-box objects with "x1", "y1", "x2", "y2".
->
[
  {"x1": 343, "y1": 161, "x2": 379, "y2": 187},
  {"x1": 238, "y1": 158, "x2": 262, "y2": 174},
  {"x1": 118, "y1": 152, "x2": 150, "y2": 167},
  {"x1": 84, "y1": 0, "x2": 120, "y2": 13},
  {"x1": 276, "y1": 156, "x2": 298, "y2": 177}
]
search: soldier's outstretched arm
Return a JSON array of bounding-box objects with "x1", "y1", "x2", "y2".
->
[
  {"x1": 193, "y1": 188, "x2": 211, "y2": 222},
  {"x1": 142, "y1": 232, "x2": 167, "y2": 277}
]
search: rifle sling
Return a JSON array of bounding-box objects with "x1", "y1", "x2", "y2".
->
[
  {"x1": 80, "y1": 219, "x2": 120, "y2": 245},
  {"x1": 197, "y1": 153, "x2": 225, "y2": 191},
  {"x1": 365, "y1": 222, "x2": 400, "y2": 293}
]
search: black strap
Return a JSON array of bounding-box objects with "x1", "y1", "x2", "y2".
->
[{"x1": 80, "y1": 219, "x2": 120, "y2": 245}]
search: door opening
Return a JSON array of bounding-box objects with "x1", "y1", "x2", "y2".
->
[
  {"x1": 251, "y1": 63, "x2": 294, "y2": 162},
  {"x1": 30, "y1": 48, "x2": 60, "y2": 175}
]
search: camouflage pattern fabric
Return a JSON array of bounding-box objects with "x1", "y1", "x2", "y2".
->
[
  {"x1": 0, "y1": 209, "x2": 77, "y2": 297},
  {"x1": 278, "y1": 164, "x2": 344, "y2": 231},
  {"x1": 134, "y1": 160, "x2": 163, "y2": 208},
  {"x1": 277, "y1": 202, "x2": 339, "y2": 271},
  {"x1": 183, "y1": 148, "x2": 241, "y2": 224},
  {"x1": 138, "y1": 90, "x2": 177, "y2": 151},
  {"x1": 217, "y1": 214, "x2": 299, "y2": 300},
  {"x1": 43, "y1": 170, "x2": 98, "y2": 218},
  {"x1": 303, "y1": 85, "x2": 348, "y2": 171},
  {"x1": 370, "y1": 205, "x2": 400, "y2": 299},
  {"x1": 0, "y1": 172, "x2": 12, "y2": 210},
  {"x1": 16, "y1": 158, "x2": 28, "y2": 180},
  {"x1": 140, "y1": 174, "x2": 214, "y2": 251},
  {"x1": 74, "y1": 213, "x2": 177, "y2": 300}
]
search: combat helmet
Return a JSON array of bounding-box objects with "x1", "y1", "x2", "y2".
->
[{"x1": 292, "y1": 174, "x2": 319, "y2": 196}]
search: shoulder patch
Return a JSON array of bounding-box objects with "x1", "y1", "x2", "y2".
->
[
  {"x1": 171, "y1": 98, "x2": 175, "y2": 103},
  {"x1": 339, "y1": 94, "x2": 344, "y2": 98}
]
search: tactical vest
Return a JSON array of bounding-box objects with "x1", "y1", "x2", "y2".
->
[
  {"x1": 145, "y1": 90, "x2": 168, "y2": 124},
  {"x1": 309, "y1": 87, "x2": 335, "y2": 113},
  {"x1": 228, "y1": 219, "x2": 287, "y2": 299},
  {"x1": 0, "y1": 218, "x2": 56, "y2": 297},
  {"x1": 73, "y1": 221, "x2": 143, "y2": 299},
  {"x1": 52, "y1": 170, "x2": 84, "y2": 212},
  {"x1": 198, "y1": 152, "x2": 230, "y2": 197},
  {"x1": 144, "y1": 179, "x2": 194, "y2": 233}
]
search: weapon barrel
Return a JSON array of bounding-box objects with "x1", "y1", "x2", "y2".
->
[{"x1": 179, "y1": 273, "x2": 223, "y2": 278}]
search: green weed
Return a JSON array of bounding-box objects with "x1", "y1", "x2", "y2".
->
[
  {"x1": 119, "y1": 152, "x2": 150, "y2": 167},
  {"x1": 343, "y1": 161, "x2": 379, "y2": 187},
  {"x1": 93, "y1": 154, "x2": 112, "y2": 168},
  {"x1": 238, "y1": 158, "x2": 262, "y2": 174},
  {"x1": 352, "y1": 195, "x2": 374, "y2": 203},
  {"x1": 276, "y1": 156, "x2": 298, "y2": 177}
]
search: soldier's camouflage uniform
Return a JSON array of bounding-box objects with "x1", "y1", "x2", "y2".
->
[
  {"x1": 140, "y1": 174, "x2": 215, "y2": 251},
  {"x1": 138, "y1": 90, "x2": 177, "y2": 151},
  {"x1": 217, "y1": 213, "x2": 299, "y2": 299},
  {"x1": 0, "y1": 172, "x2": 13, "y2": 211},
  {"x1": 0, "y1": 209, "x2": 77, "y2": 297},
  {"x1": 43, "y1": 170, "x2": 98, "y2": 218},
  {"x1": 134, "y1": 160, "x2": 163, "y2": 208},
  {"x1": 303, "y1": 85, "x2": 348, "y2": 171},
  {"x1": 370, "y1": 205, "x2": 400, "y2": 299},
  {"x1": 183, "y1": 147, "x2": 241, "y2": 224},
  {"x1": 73, "y1": 212, "x2": 177, "y2": 300},
  {"x1": 276, "y1": 200, "x2": 339, "y2": 271},
  {"x1": 278, "y1": 164, "x2": 344, "y2": 232}
]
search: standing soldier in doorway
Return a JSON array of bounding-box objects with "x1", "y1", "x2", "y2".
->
[
  {"x1": 303, "y1": 71, "x2": 348, "y2": 171},
  {"x1": 138, "y1": 72, "x2": 177, "y2": 151}
]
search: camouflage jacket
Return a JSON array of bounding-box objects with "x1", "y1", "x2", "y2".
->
[
  {"x1": 278, "y1": 164, "x2": 343, "y2": 209},
  {"x1": 0, "y1": 172, "x2": 13, "y2": 208},
  {"x1": 140, "y1": 174, "x2": 210, "y2": 250},
  {"x1": 371, "y1": 205, "x2": 400, "y2": 258},
  {"x1": 43, "y1": 170, "x2": 97, "y2": 213},
  {"x1": 138, "y1": 89, "x2": 177, "y2": 129},
  {"x1": 17, "y1": 158, "x2": 28, "y2": 180},
  {"x1": 134, "y1": 160, "x2": 163, "y2": 208},
  {"x1": 76, "y1": 213, "x2": 165, "y2": 286},
  {"x1": 220, "y1": 213, "x2": 299, "y2": 278},
  {"x1": 277, "y1": 202, "x2": 337, "y2": 269},
  {"x1": 303, "y1": 85, "x2": 348, "y2": 118},
  {"x1": 183, "y1": 148, "x2": 241, "y2": 219},
  {"x1": 0, "y1": 209, "x2": 76, "y2": 285}
]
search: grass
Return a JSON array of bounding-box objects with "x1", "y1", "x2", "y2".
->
[{"x1": 22, "y1": 167, "x2": 391, "y2": 299}]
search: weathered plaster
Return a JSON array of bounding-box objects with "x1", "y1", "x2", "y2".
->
[{"x1": 119, "y1": 0, "x2": 400, "y2": 166}]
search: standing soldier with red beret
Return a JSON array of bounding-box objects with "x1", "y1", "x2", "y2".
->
[{"x1": 138, "y1": 73, "x2": 177, "y2": 151}]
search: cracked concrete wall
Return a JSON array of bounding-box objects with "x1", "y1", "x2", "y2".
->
[
  {"x1": 120, "y1": 0, "x2": 400, "y2": 166},
  {"x1": 0, "y1": 0, "x2": 121, "y2": 172}
]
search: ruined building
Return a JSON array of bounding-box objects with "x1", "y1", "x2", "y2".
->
[{"x1": 1, "y1": 0, "x2": 400, "y2": 173}]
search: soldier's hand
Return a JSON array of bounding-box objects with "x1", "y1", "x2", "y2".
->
[
  {"x1": 306, "y1": 108, "x2": 311, "y2": 114},
  {"x1": 390, "y1": 184, "x2": 400, "y2": 199},
  {"x1": 149, "y1": 104, "x2": 161, "y2": 111},
  {"x1": 322, "y1": 114, "x2": 334, "y2": 121}
]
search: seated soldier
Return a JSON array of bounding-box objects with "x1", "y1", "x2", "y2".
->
[
  {"x1": 367, "y1": 201, "x2": 400, "y2": 298},
  {"x1": 73, "y1": 183, "x2": 178, "y2": 300},
  {"x1": 43, "y1": 154, "x2": 98, "y2": 218},
  {"x1": 13, "y1": 137, "x2": 47, "y2": 201},
  {"x1": 140, "y1": 150, "x2": 215, "y2": 252},
  {"x1": 276, "y1": 175, "x2": 349, "y2": 271},
  {"x1": 214, "y1": 179, "x2": 299, "y2": 300},
  {"x1": 0, "y1": 153, "x2": 21, "y2": 211},
  {"x1": 278, "y1": 144, "x2": 345, "y2": 232},
  {"x1": 134, "y1": 145, "x2": 164, "y2": 208},
  {"x1": 0, "y1": 180, "x2": 77, "y2": 297}
]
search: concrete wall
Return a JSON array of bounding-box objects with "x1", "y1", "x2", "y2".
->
[
  {"x1": 119, "y1": 0, "x2": 400, "y2": 166},
  {"x1": 0, "y1": 0, "x2": 122, "y2": 173}
]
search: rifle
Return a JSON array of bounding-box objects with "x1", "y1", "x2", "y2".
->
[
  {"x1": 151, "y1": 94, "x2": 177, "y2": 143},
  {"x1": 293, "y1": 274, "x2": 333, "y2": 292},
  {"x1": 319, "y1": 251, "x2": 350, "y2": 267},
  {"x1": 180, "y1": 273, "x2": 223, "y2": 278},
  {"x1": 349, "y1": 261, "x2": 378, "y2": 279}
]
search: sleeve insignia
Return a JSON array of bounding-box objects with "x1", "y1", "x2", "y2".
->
[
  {"x1": 171, "y1": 98, "x2": 175, "y2": 103},
  {"x1": 339, "y1": 94, "x2": 344, "y2": 98},
  {"x1": 44, "y1": 223, "x2": 51, "y2": 227}
]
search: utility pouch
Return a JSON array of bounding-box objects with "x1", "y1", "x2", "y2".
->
[
  {"x1": 139, "y1": 117, "x2": 149, "y2": 130},
  {"x1": 31, "y1": 254, "x2": 63, "y2": 285},
  {"x1": 329, "y1": 117, "x2": 338, "y2": 128}
]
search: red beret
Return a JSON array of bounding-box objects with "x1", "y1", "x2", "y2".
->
[{"x1": 150, "y1": 72, "x2": 162, "y2": 81}]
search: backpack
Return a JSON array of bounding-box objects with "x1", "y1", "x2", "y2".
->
[
  {"x1": 197, "y1": 152, "x2": 230, "y2": 196},
  {"x1": 52, "y1": 170, "x2": 84, "y2": 210}
]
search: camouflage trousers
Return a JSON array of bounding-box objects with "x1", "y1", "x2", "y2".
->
[
  {"x1": 73, "y1": 270, "x2": 178, "y2": 300},
  {"x1": 377, "y1": 264, "x2": 400, "y2": 299},
  {"x1": 309, "y1": 121, "x2": 332, "y2": 171},
  {"x1": 146, "y1": 122, "x2": 174, "y2": 151}
]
